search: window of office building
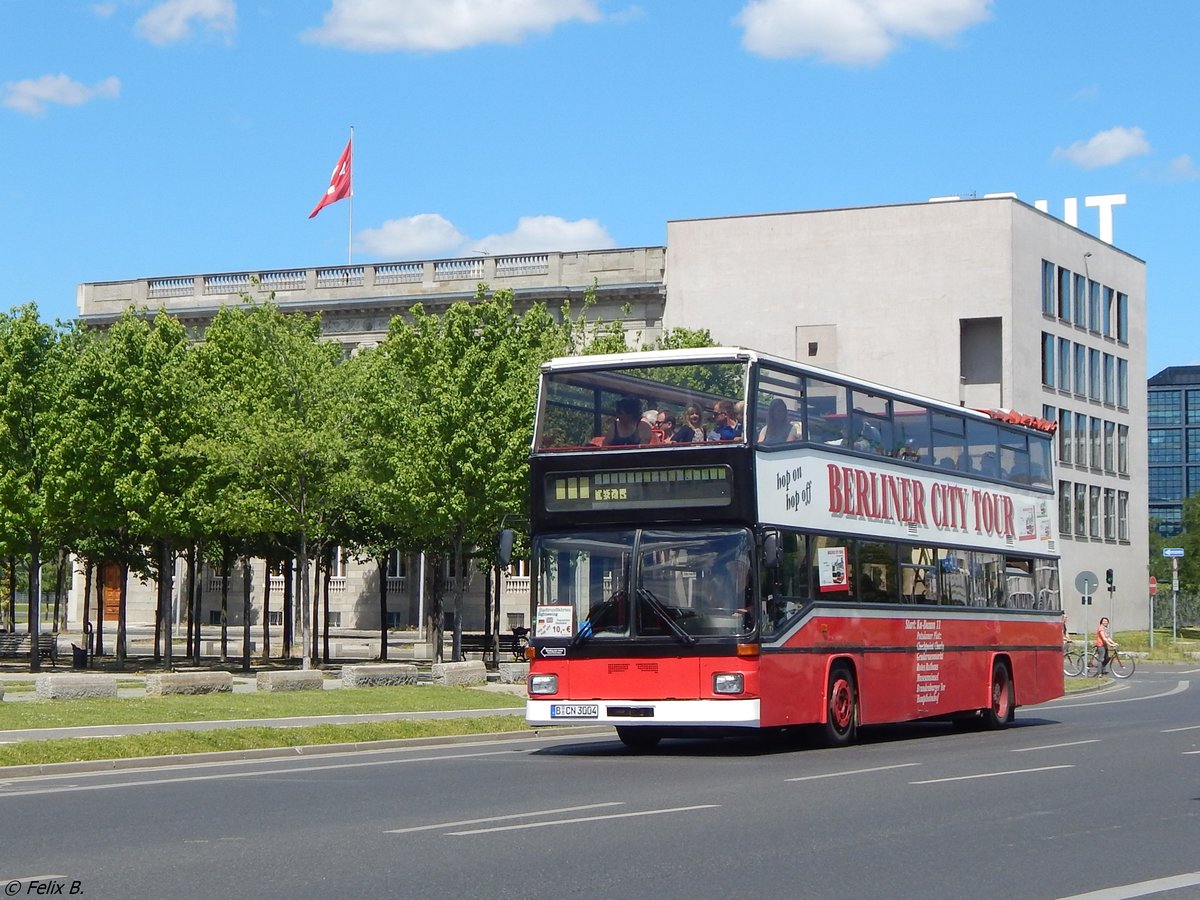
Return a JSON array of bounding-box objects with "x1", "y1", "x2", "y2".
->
[
  {"x1": 1103, "y1": 488, "x2": 1116, "y2": 540},
  {"x1": 1190, "y1": 466, "x2": 1200, "y2": 498},
  {"x1": 1149, "y1": 468, "x2": 1184, "y2": 502},
  {"x1": 1058, "y1": 267, "x2": 1071, "y2": 320},
  {"x1": 1116, "y1": 292, "x2": 1128, "y2": 342},
  {"x1": 1042, "y1": 260, "x2": 1055, "y2": 315},
  {"x1": 1074, "y1": 483, "x2": 1087, "y2": 536},
  {"x1": 1118, "y1": 424, "x2": 1128, "y2": 474},
  {"x1": 1089, "y1": 486, "x2": 1101, "y2": 538},
  {"x1": 1149, "y1": 428, "x2": 1182, "y2": 464},
  {"x1": 1118, "y1": 492, "x2": 1129, "y2": 542},
  {"x1": 1088, "y1": 280, "x2": 1101, "y2": 332},
  {"x1": 1103, "y1": 286, "x2": 1114, "y2": 337},
  {"x1": 1104, "y1": 421, "x2": 1115, "y2": 472},
  {"x1": 1150, "y1": 504, "x2": 1178, "y2": 537},
  {"x1": 1090, "y1": 417, "x2": 1102, "y2": 468},
  {"x1": 1117, "y1": 358, "x2": 1128, "y2": 408},
  {"x1": 1188, "y1": 428, "x2": 1200, "y2": 463},
  {"x1": 1058, "y1": 338, "x2": 1071, "y2": 390},
  {"x1": 1074, "y1": 344, "x2": 1086, "y2": 397},
  {"x1": 1041, "y1": 332, "x2": 1054, "y2": 387},
  {"x1": 1075, "y1": 412, "x2": 1088, "y2": 465},
  {"x1": 1074, "y1": 274, "x2": 1086, "y2": 327},
  {"x1": 1059, "y1": 481, "x2": 1072, "y2": 536},
  {"x1": 1103, "y1": 354, "x2": 1114, "y2": 404},
  {"x1": 1088, "y1": 348, "x2": 1101, "y2": 400},
  {"x1": 1059, "y1": 409, "x2": 1072, "y2": 464},
  {"x1": 1149, "y1": 390, "x2": 1182, "y2": 425},
  {"x1": 1188, "y1": 390, "x2": 1200, "y2": 425}
]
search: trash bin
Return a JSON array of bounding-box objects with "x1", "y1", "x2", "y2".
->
[{"x1": 71, "y1": 643, "x2": 88, "y2": 669}]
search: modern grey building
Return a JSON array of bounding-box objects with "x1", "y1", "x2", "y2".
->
[
  {"x1": 73, "y1": 196, "x2": 1149, "y2": 635},
  {"x1": 1147, "y1": 365, "x2": 1200, "y2": 535}
]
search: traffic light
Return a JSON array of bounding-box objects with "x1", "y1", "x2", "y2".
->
[{"x1": 1105, "y1": 568, "x2": 1114, "y2": 587}]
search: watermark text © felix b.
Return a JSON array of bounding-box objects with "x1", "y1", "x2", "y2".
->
[{"x1": 5, "y1": 880, "x2": 83, "y2": 895}]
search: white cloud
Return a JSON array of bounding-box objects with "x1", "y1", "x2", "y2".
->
[
  {"x1": 135, "y1": 0, "x2": 236, "y2": 46},
  {"x1": 1053, "y1": 126, "x2": 1151, "y2": 170},
  {"x1": 1, "y1": 74, "x2": 120, "y2": 116},
  {"x1": 1165, "y1": 154, "x2": 1199, "y2": 182},
  {"x1": 735, "y1": 0, "x2": 992, "y2": 65},
  {"x1": 355, "y1": 213, "x2": 615, "y2": 259},
  {"x1": 303, "y1": 0, "x2": 601, "y2": 52}
]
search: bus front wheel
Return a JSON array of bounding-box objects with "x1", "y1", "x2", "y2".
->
[
  {"x1": 983, "y1": 660, "x2": 1014, "y2": 730},
  {"x1": 820, "y1": 665, "x2": 858, "y2": 747}
]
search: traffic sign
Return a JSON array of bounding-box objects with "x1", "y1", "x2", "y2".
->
[
  {"x1": 1163, "y1": 547, "x2": 1185, "y2": 558},
  {"x1": 1075, "y1": 570, "x2": 1098, "y2": 595},
  {"x1": 1149, "y1": 576, "x2": 1158, "y2": 596}
]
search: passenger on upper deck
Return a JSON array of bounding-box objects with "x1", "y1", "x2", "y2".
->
[
  {"x1": 708, "y1": 400, "x2": 743, "y2": 441},
  {"x1": 604, "y1": 397, "x2": 653, "y2": 447},
  {"x1": 670, "y1": 405, "x2": 707, "y2": 443},
  {"x1": 758, "y1": 397, "x2": 803, "y2": 444}
]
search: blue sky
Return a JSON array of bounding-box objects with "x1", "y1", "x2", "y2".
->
[{"x1": 2, "y1": 0, "x2": 1196, "y2": 372}]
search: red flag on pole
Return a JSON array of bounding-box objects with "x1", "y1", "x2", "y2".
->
[{"x1": 308, "y1": 138, "x2": 352, "y2": 219}]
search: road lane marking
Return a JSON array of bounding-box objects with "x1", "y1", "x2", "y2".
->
[
  {"x1": 1049, "y1": 680, "x2": 1189, "y2": 709},
  {"x1": 1056, "y1": 870, "x2": 1200, "y2": 899},
  {"x1": 449, "y1": 804, "x2": 720, "y2": 835},
  {"x1": 786, "y1": 763, "x2": 921, "y2": 781},
  {"x1": 911, "y1": 765, "x2": 1073, "y2": 785},
  {"x1": 1161, "y1": 723, "x2": 1200, "y2": 733},
  {"x1": 0, "y1": 749, "x2": 529, "y2": 799},
  {"x1": 1013, "y1": 740, "x2": 1101, "y2": 752},
  {"x1": 385, "y1": 803, "x2": 624, "y2": 834}
]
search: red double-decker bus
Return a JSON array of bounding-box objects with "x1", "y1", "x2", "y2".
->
[{"x1": 524, "y1": 348, "x2": 1062, "y2": 750}]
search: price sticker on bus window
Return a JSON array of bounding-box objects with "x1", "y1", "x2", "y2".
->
[{"x1": 535, "y1": 605, "x2": 574, "y2": 639}]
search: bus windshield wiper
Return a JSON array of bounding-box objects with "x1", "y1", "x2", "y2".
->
[
  {"x1": 637, "y1": 588, "x2": 697, "y2": 645},
  {"x1": 571, "y1": 593, "x2": 620, "y2": 647}
]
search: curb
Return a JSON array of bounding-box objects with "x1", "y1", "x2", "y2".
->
[{"x1": 0, "y1": 725, "x2": 614, "y2": 779}]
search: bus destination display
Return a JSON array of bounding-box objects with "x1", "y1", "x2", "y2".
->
[{"x1": 546, "y1": 466, "x2": 732, "y2": 511}]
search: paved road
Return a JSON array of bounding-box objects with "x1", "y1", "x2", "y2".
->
[{"x1": 1, "y1": 663, "x2": 1198, "y2": 900}]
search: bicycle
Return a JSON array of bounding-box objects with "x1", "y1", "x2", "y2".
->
[
  {"x1": 511, "y1": 626, "x2": 530, "y2": 661},
  {"x1": 1063, "y1": 640, "x2": 1085, "y2": 677},
  {"x1": 1085, "y1": 643, "x2": 1135, "y2": 679}
]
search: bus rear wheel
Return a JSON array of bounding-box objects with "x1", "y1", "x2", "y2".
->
[
  {"x1": 983, "y1": 660, "x2": 1014, "y2": 730},
  {"x1": 616, "y1": 727, "x2": 661, "y2": 752},
  {"x1": 820, "y1": 665, "x2": 858, "y2": 747}
]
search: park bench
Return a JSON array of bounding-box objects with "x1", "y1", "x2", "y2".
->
[{"x1": 0, "y1": 632, "x2": 58, "y2": 665}]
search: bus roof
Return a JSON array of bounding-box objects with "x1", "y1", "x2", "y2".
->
[{"x1": 541, "y1": 346, "x2": 1001, "y2": 427}]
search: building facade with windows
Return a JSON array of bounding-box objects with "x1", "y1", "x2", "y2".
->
[
  {"x1": 664, "y1": 197, "x2": 1147, "y2": 630},
  {"x1": 73, "y1": 196, "x2": 1149, "y2": 635},
  {"x1": 1146, "y1": 366, "x2": 1200, "y2": 536}
]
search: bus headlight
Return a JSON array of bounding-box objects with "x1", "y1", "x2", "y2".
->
[
  {"x1": 713, "y1": 673, "x2": 744, "y2": 694},
  {"x1": 528, "y1": 674, "x2": 559, "y2": 695}
]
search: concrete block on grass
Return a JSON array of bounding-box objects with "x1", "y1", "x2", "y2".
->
[
  {"x1": 145, "y1": 671, "x2": 233, "y2": 696},
  {"x1": 341, "y1": 664, "x2": 420, "y2": 687},
  {"x1": 431, "y1": 660, "x2": 487, "y2": 687},
  {"x1": 35, "y1": 674, "x2": 118, "y2": 700},
  {"x1": 255, "y1": 670, "x2": 325, "y2": 692}
]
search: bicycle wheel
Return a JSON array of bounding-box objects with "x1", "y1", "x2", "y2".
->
[
  {"x1": 1109, "y1": 653, "x2": 1135, "y2": 679},
  {"x1": 1085, "y1": 648, "x2": 1103, "y2": 678},
  {"x1": 1063, "y1": 649, "x2": 1084, "y2": 677}
]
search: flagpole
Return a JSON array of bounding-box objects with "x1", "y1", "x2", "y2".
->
[{"x1": 347, "y1": 126, "x2": 354, "y2": 265}]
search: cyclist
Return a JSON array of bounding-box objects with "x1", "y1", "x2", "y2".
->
[{"x1": 1094, "y1": 616, "x2": 1118, "y2": 675}]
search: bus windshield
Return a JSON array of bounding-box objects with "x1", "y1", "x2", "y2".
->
[
  {"x1": 534, "y1": 527, "x2": 755, "y2": 641},
  {"x1": 536, "y1": 358, "x2": 749, "y2": 450}
]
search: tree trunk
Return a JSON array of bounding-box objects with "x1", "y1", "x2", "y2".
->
[
  {"x1": 82, "y1": 562, "x2": 93, "y2": 661},
  {"x1": 322, "y1": 547, "x2": 331, "y2": 664},
  {"x1": 220, "y1": 545, "x2": 231, "y2": 663},
  {"x1": 29, "y1": 542, "x2": 43, "y2": 672},
  {"x1": 190, "y1": 544, "x2": 202, "y2": 666},
  {"x1": 377, "y1": 556, "x2": 388, "y2": 662},
  {"x1": 241, "y1": 556, "x2": 252, "y2": 673},
  {"x1": 262, "y1": 554, "x2": 272, "y2": 662},
  {"x1": 118, "y1": 560, "x2": 129, "y2": 668},
  {"x1": 94, "y1": 564, "x2": 105, "y2": 657},
  {"x1": 283, "y1": 553, "x2": 294, "y2": 660}
]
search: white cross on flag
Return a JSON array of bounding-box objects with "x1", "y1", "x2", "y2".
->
[{"x1": 308, "y1": 138, "x2": 352, "y2": 219}]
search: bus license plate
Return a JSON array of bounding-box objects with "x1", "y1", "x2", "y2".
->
[{"x1": 550, "y1": 703, "x2": 599, "y2": 719}]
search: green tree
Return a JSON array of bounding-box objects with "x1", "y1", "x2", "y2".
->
[
  {"x1": 380, "y1": 288, "x2": 568, "y2": 660},
  {"x1": 0, "y1": 304, "x2": 70, "y2": 669}
]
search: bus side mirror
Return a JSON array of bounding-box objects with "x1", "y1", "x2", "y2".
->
[
  {"x1": 497, "y1": 529, "x2": 515, "y2": 567},
  {"x1": 762, "y1": 532, "x2": 781, "y2": 571}
]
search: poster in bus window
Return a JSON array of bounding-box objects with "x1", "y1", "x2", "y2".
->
[
  {"x1": 535, "y1": 605, "x2": 574, "y2": 638},
  {"x1": 818, "y1": 546, "x2": 849, "y2": 593}
]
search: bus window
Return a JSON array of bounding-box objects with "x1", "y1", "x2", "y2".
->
[
  {"x1": 894, "y1": 400, "x2": 933, "y2": 464},
  {"x1": 931, "y1": 411, "x2": 966, "y2": 471},
  {"x1": 1000, "y1": 430, "x2": 1031, "y2": 484},
  {"x1": 850, "y1": 390, "x2": 892, "y2": 456},
  {"x1": 967, "y1": 420, "x2": 1000, "y2": 477},
  {"x1": 535, "y1": 530, "x2": 633, "y2": 639},
  {"x1": 1029, "y1": 435, "x2": 1053, "y2": 488},
  {"x1": 805, "y1": 376, "x2": 849, "y2": 445},
  {"x1": 638, "y1": 529, "x2": 754, "y2": 639},
  {"x1": 901, "y1": 545, "x2": 939, "y2": 604},
  {"x1": 1035, "y1": 560, "x2": 1061, "y2": 610},
  {"x1": 857, "y1": 539, "x2": 898, "y2": 603},
  {"x1": 811, "y1": 534, "x2": 853, "y2": 598},
  {"x1": 754, "y1": 365, "x2": 806, "y2": 446},
  {"x1": 968, "y1": 551, "x2": 1004, "y2": 607},
  {"x1": 1004, "y1": 558, "x2": 1035, "y2": 609}
]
